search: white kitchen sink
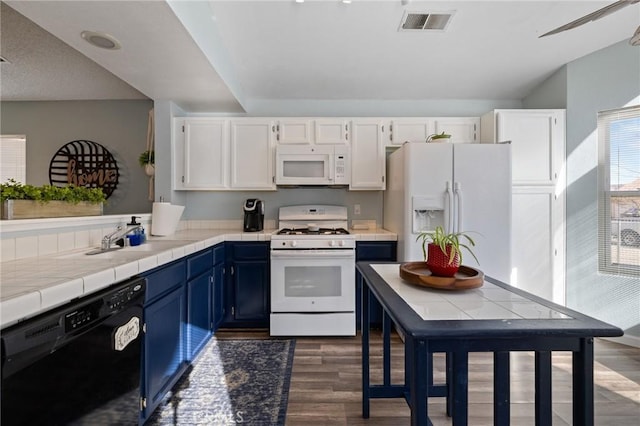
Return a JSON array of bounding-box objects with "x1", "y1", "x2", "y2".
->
[
  {"x1": 54, "y1": 240, "x2": 187, "y2": 260},
  {"x1": 120, "y1": 241, "x2": 184, "y2": 252}
]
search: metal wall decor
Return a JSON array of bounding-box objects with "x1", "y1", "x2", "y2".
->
[{"x1": 49, "y1": 140, "x2": 119, "y2": 198}]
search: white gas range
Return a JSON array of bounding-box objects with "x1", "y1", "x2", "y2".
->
[{"x1": 270, "y1": 205, "x2": 356, "y2": 336}]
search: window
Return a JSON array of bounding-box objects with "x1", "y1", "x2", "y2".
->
[
  {"x1": 598, "y1": 105, "x2": 640, "y2": 275},
  {"x1": 0, "y1": 135, "x2": 26, "y2": 184}
]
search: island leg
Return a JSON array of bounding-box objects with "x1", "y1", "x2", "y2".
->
[{"x1": 573, "y1": 337, "x2": 595, "y2": 426}]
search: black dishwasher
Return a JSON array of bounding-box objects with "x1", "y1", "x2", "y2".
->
[{"x1": 1, "y1": 276, "x2": 146, "y2": 426}]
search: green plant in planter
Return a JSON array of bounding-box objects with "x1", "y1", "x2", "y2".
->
[
  {"x1": 138, "y1": 150, "x2": 154, "y2": 167},
  {"x1": 0, "y1": 179, "x2": 106, "y2": 204},
  {"x1": 416, "y1": 225, "x2": 478, "y2": 266},
  {"x1": 426, "y1": 132, "x2": 451, "y2": 142}
]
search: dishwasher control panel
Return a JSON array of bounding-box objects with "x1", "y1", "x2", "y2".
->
[
  {"x1": 64, "y1": 280, "x2": 145, "y2": 332},
  {"x1": 64, "y1": 299, "x2": 102, "y2": 331},
  {"x1": 107, "y1": 282, "x2": 144, "y2": 311}
]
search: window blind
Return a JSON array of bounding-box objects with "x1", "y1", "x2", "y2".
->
[
  {"x1": 597, "y1": 105, "x2": 640, "y2": 275},
  {"x1": 0, "y1": 135, "x2": 26, "y2": 184}
]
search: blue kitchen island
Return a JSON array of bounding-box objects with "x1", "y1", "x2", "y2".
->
[{"x1": 358, "y1": 262, "x2": 624, "y2": 426}]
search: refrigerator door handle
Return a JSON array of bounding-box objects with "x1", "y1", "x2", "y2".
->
[
  {"x1": 454, "y1": 182, "x2": 463, "y2": 233},
  {"x1": 445, "y1": 181, "x2": 454, "y2": 233}
]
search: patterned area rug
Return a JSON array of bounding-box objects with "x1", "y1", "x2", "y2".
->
[{"x1": 147, "y1": 338, "x2": 296, "y2": 426}]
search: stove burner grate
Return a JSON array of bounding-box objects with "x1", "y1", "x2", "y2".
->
[{"x1": 277, "y1": 227, "x2": 350, "y2": 236}]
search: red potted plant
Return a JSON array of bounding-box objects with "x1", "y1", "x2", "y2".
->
[{"x1": 416, "y1": 226, "x2": 478, "y2": 277}]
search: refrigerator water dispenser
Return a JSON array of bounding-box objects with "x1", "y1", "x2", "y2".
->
[{"x1": 412, "y1": 196, "x2": 444, "y2": 234}]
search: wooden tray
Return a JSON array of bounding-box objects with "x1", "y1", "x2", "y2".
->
[{"x1": 399, "y1": 262, "x2": 484, "y2": 291}]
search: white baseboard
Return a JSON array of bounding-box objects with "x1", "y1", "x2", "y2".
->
[{"x1": 601, "y1": 334, "x2": 640, "y2": 349}]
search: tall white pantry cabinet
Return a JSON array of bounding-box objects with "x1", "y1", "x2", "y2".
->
[{"x1": 481, "y1": 109, "x2": 566, "y2": 304}]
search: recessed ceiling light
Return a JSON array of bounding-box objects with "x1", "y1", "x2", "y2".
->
[{"x1": 80, "y1": 31, "x2": 121, "y2": 50}]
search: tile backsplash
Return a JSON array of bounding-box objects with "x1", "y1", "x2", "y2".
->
[
  {"x1": 0, "y1": 216, "x2": 278, "y2": 262},
  {"x1": 1, "y1": 215, "x2": 153, "y2": 262}
]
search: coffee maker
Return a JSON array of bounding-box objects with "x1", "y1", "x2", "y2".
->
[{"x1": 243, "y1": 199, "x2": 264, "y2": 232}]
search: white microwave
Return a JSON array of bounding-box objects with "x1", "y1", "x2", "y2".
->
[{"x1": 275, "y1": 145, "x2": 349, "y2": 186}]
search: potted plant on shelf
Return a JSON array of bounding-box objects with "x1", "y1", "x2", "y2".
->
[
  {"x1": 426, "y1": 132, "x2": 452, "y2": 143},
  {"x1": 138, "y1": 150, "x2": 155, "y2": 177},
  {"x1": 416, "y1": 225, "x2": 478, "y2": 277},
  {"x1": 0, "y1": 179, "x2": 106, "y2": 220}
]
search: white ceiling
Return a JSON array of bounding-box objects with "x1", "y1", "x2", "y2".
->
[{"x1": 2, "y1": 0, "x2": 639, "y2": 113}]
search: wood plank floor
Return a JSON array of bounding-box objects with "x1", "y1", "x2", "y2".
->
[{"x1": 217, "y1": 330, "x2": 640, "y2": 425}]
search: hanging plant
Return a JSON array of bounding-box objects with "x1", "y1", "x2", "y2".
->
[
  {"x1": 138, "y1": 150, "x2": 155, "y2": 177},
  {"x1": 138, "y1": 150, "x2": 154, "y2": 167}
]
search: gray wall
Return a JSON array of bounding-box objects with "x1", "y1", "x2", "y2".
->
[
  {"x1": 1, "y1": 100, "x2": 154, "y2": 215},
  {"x1": 524, "y1": 40, "x2": 640, "y2": 345},
  {"x1": 522, "y1": 66, "x2": 568, "y2": 109}
]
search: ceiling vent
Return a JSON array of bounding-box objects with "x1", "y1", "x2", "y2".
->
[{"x1": 399, "y1": 11, "x2": 454, "y2": 32}]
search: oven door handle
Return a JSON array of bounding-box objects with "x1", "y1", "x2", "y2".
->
[{"x1": 270, "y1": 250, "x2": 354, "y2": 259}]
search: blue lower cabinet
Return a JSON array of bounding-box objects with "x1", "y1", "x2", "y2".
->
[
  {"x1": 186, "y1": 272, "x2": 212, "y2": 360},
  {"x1": 222, "y1": 242, "x2": 270, "y2": 328},
  {"x1": 141, "y1": 284, "x2": 187, "y2": 422},
  {"x1": 212, "y1": 243, "x2": 225, "y2": 330},
  {"x1": 233, "y1": 260, "x2": 269, "y2": 323},
  {"x1": 213, "y1": 261, "x2": 225, "y2": 330},
  {"x1": 186, "y1": 249, "x2": 214, "y2": 361},
  {"x1": 140, "y1": 246, "x2": 237, "y2": 422},
  {"x1": 356, "y1": 241, "x2": 397, "y2": 329}
]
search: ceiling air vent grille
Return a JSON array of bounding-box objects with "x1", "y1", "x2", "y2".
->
[{"x1": 399, "y1": 11, "x2": 454, "y2": 32}]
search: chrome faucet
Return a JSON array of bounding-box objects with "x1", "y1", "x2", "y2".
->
[{"x1": 101, "y1": 224, "x2": 144, "y2": 250}]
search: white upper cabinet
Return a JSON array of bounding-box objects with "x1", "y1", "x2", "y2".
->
[
  {"x1": 388, "y1": 119, "x2": 432, "y2": 146},
  {"x1": 433, "y1": 117, "x2": 479, "y2": 143},
  {"x1": 173, "y1": 115, "x2": 485, "y2": 192},
  {"x1": 350, "y1": 119, "x2": 385, "y2": 190},
  {"x1": 314, "y1": 119, "x2": 349, "y2": 145},
  {"x1": 481, "y1": 110, "x2": 565, "y2": 185},
  {"x1": 386, "y1": 117, "x2": 479, "y2": 146},
  {"x1": 274, "y1": 119, "x2": 314, "y2": 144},
  {"x1": 174, "y1": 118, "x2": 229, "y2": 190},
  {"x1": 230, "y1": 119, "x2": 276, "y2": 190}
]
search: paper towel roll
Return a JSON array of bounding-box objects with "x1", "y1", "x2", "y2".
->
[{"x1": 151, "y1": 202, "x2": 185, "y2": 236}]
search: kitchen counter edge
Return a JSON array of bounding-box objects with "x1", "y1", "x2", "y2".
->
[{"x1": 1, "y1": 228, "x2": 396, "y2": 328}]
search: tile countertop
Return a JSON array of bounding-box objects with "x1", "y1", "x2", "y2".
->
[{"x1": 0, "y1": 228, "x2": 396, "y2": 329}]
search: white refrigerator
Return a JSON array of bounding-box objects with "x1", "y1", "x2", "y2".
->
[{"x1": 383, "y1": 142, "x2": 512, "y2": 283}]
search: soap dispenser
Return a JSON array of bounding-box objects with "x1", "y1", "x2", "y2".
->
[{"x1": 127, "y1": 216, "x2": 145, "y2": 246}]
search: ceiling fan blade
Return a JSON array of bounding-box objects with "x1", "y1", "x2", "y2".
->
[
  {"x1": 630, "y1": 25, "x2": 640, "y2": 45},
  {"x1": 540, "y1": 0, "x2": 640, "y2": 38}
]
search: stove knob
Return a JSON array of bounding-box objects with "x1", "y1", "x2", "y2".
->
[
  {"x1": 330, "y1": 240, "x2": 337, "y2": 247},
  {"x1": 339, "y1": 240, "x2": 345, "y2": 247},
  {"x1": 290, "y1": 241, "x2": 297, "y2": 248}
]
